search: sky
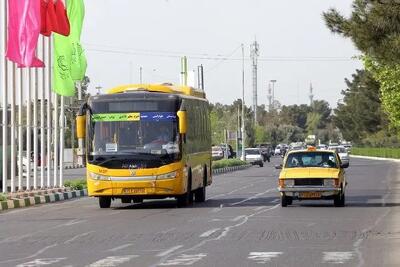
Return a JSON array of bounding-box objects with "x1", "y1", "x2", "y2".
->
[{"x1": 82, "y1": 0, "x2": 362, "y2": 108}]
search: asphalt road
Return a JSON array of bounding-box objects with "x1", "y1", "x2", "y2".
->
[{"x1": 1, "y1": 157, "x2": 400, "y2": 267}]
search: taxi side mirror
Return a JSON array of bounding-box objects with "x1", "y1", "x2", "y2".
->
[
  {"x1": 341, "y1": 163, "x2": 349, "y2": 169},
  {"x1": 177, "y1": 110, "x2": 187, "y2": 134}
]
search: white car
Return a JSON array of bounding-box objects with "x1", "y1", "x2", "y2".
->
[
  {"x1": 274, "y1": 145, "x2": 282, "y2": 156},
  {"x1": 212, "y1": 146, "x2": 224, "y2": 160},
  {"x1": 245, "y1": 148, "x2": 264, "y2": 167},
  {"x1": 328, "y1": 145, "x2": 350, "y2": 167}
]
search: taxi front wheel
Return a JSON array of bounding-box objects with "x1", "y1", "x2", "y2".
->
[
  {"x1": 334, "y1": 190, "x2": 345, "y2": 207},
  {"x1": 281, "y1": 194, "x2": 291, "y2": 207}
]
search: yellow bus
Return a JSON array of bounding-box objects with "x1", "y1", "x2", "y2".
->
[{"x1": 76, "y1": 84, "x2": 212, "y2": 208}]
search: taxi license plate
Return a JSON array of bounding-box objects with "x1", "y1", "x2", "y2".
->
[
  {"x1": 122, "y1": 188, "x2": 145, "y2": 194},
  {"x1": 300, "y1": 192, "x2": 321, "y2": 198}
]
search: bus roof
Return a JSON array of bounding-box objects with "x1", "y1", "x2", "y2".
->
[{"x1": 107, "y1": 84, "x2": 207, "y2": 99}]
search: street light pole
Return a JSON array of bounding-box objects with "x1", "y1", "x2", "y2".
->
[{"x1": 241, "y1": 44, "x2": 246, "y2": 161}]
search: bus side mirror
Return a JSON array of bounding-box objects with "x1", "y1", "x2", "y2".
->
[
  {"x1": 177, "y1": 110, "x2": 187, "y2": 134},
  {"x1": 76, "y1": 115, "x2": 86, "y2": 139}
]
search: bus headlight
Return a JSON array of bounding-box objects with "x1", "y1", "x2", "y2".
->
[
  {"x1": 89, "y1": 172, "x2": 111, "y2": 181},
  {"x1": 157, "y1": 171, "x2": 177, "y2": 180}
]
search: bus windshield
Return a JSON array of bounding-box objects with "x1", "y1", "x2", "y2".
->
[{"x1": 87, "y1": 112, "x2": 180, "y2": 165}]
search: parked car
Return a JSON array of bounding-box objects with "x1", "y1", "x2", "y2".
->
[
  {"x1": 317, "y1": 144, "x2": 328, "y2": 150},
  {"x1": 245, "y1": 148, "x2": 264, "y2": 167},
  {"x1": 212, "y1": 146, "x2": 224, "y2": 160},
  {"x1": 274, "y1": 145, "x2": 282, "y2": 156},
  {"x1": 328, "y1": 145, "x2": 350, "y2": 167}
]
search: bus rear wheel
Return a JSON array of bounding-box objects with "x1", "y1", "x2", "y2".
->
[
  {"x1": 194, "y1": 174, "x2": 207, "y2": 203},
  {"x1": 99, "y1": 197, "x2": 111, "y2": 208}
]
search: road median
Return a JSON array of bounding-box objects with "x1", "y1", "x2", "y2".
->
[{"x1": 0, "y1": 188, "x2": 88, "y2": 212}]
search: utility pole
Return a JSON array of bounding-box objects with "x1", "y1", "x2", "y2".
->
[
  {"x1": 270, "y1": 79, "x2": 277, "y2": 110},
  {"x1": 250, "y1": 39, "x2": 259, "y2": 124},
  {"x1": 267, "y1": 83, "x2": 272, "y2": 112},
  {"x1": 241, "y1": 44, "x2": 246, "y2": 161},
  {"x1": 309, "y1": 83, "x2": 314, "y2": 106},
  {"x1": 139, "y1": 67, "x2": 143, "y2": 84}
]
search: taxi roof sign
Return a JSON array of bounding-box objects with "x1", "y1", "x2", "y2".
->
[{"x1": 307, "y1": 146, "x2": 317, "y2": 151}]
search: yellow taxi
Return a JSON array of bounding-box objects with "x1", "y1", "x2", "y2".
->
[{"x1": 277, "y1": 147, "x2": 348, "y2": 207}]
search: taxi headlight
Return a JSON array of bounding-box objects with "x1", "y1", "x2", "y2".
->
[
  {"x1": 324, "y1": 179, "x2": 336, "y2": 187},
  {"x1": 283, "y1": 179, "x2": 294, "y2": 187},
  {"x1": 157, "y1": 171, "x2": 177, "y2": 180},
  {"x1": 89, "y1": 172, "x2": 110, "y2": 181}
]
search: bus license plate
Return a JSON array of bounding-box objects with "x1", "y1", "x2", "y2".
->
[
  {"x1": 122, "y1": 188, "x2": 145, "y2": 194},
  {"x1": 300, "y1": 192, "x2": 321, "y2": 198}
]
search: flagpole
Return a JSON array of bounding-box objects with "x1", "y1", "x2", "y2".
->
[
  {"x1": 59, "y1": 96, "x2": 64, "y2": 187},
  {"x1": 46, "y1": 37, "x2": 52, "y2": 187},
  {"x1": 53, "y1": 93, "x2": 58, "y2": 187},
  {"x1": 26, "y1": 69, "x2": 31, "y2": 190},
  {"x1": 10, "y1": 64, "x2": 16, "y2": 193},
  {"x1": 40, "y1": 36, "x2": 45, "y2": 188},
  {"x1": 18, "y1": 68, "x2": 23, "y2": 191},
  {"x1": 1, "y1": 0, "x2": 8, "y2": 193},
  {"x1": 33, "y1": 66, "x2": 38, "y2": 190}
]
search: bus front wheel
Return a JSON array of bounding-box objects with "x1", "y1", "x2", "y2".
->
[
  {"x1": 177, "y1": 176, "x2": 193, "y2": 207},
  {"x1": 99, "y1": 197, "x2": 111, "y2": 208}
]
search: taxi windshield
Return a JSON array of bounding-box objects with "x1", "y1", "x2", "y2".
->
[{"x1": 285, "y1": 152, "x2": 338, "y2": 168}]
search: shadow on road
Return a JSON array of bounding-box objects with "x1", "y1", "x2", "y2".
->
[{"x1": 113, "y1": 196, "x2": 280, "y2": 210}]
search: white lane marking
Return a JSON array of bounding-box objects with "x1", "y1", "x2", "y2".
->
[
  {"x1": 323, "y1": 252, "x2": 354, "y2": 264},
  {"x1": 248, "y1": 252, "x2": 283, "y2": 264},
  {"x1": 86, "y1": 255, "x2": 138, "y2": 267},
  {"x1": 253, "y1": 206, "x2": 264, "y2": 211},
  {"x1": 159, "y1": 254, "x2": 207, "y2": 266},
  {"x1": 231, "y1": 215, "x2": 246, "y2": 222},
  {"x1": 64, "y1": 231, "x2": 95, "y2": 244},
  {"x1": 271, "y1": 198, "x2": 279, "y2": 203},
  {"x1": 199, "y1": 228, "x2": 220, "y2": 238},
  {"x1": 353, "y1": 184, "x2": 392, "y2": 267},
  {"x1": 107, "y1": 243, "x2": 133, "y2": 252},
  {"x1": 207, "y1": 182, "x2": 264, "y2": 200},
  {"x1": 157, "y1": 245, "x2": 184, "y2": 257},
  {"x1": 0, "y1": 243, "x2": 58, "y2": 264},
  {"x1": 160, "y1": 227, "x2": 176, "y2": 234},
  {"x1": 151, "y1": 204, "x2": 280, "y2": 267},
  {"x1": 63, "y1": 219, "x2": 87, "y2": 226},
  {"x1": 16, "y1": 258, "x2": 67, "y2": 267},
  {"x1": 231, "y1": 188, "x2": 276, "y2": 206},
  {"x1": 211, "y1": 204, "x2": 224, "y2": 213}
]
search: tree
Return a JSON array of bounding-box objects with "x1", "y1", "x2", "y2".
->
[
  {"x1": 333, "y1": 69, "x2": 386, "y2": 143},
  {"x1": 323, "y1": 1, "x2": 400, "y2": 127},
  {"x1": 323, "y1": 1, "x2": 400, "y2": 64}
]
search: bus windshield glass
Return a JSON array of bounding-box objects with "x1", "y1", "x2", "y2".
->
[{"x1": 87, "y1": 112, "x2": 180, "y2": 163}]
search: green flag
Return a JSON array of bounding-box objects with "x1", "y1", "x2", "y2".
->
[
  {"x1": 68, "y1": 0, "x2": 87, "y2": 81},
  {"x1": 53, "y1": 0, "x2": 87, "y2": 96}
]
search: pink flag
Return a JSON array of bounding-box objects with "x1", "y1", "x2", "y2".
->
[{"x1": 6, "y1": 0, "x2": 44, "y2": 68}]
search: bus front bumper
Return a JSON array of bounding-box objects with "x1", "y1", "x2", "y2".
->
[{"x1": 87, "y1": 176, "x2": 185, "y2": 197}]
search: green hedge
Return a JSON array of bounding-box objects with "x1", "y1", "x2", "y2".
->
[
  {"x1": 0, "y1": 193, "x2": 6, "y2": 201},
  {"x1": 212, "y1": 159, "x2": 247, "y2": 170},
  {"x1": 352, "y1": 147, "x2": 400, "y2": 159},
  {"x1": 64, "y1": 179, "x2": 87, "y2": 190}
]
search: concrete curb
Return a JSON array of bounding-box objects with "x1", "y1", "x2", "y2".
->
[
  {"x1": 0, "y1": 189, "x2": 88, "y2": 212},
  {"x1": 351, "y1": 155, "x2": 400, "y2": 163},
  {"x1": 212, "y1": 164, "x2": 252, "y2": 175}
]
